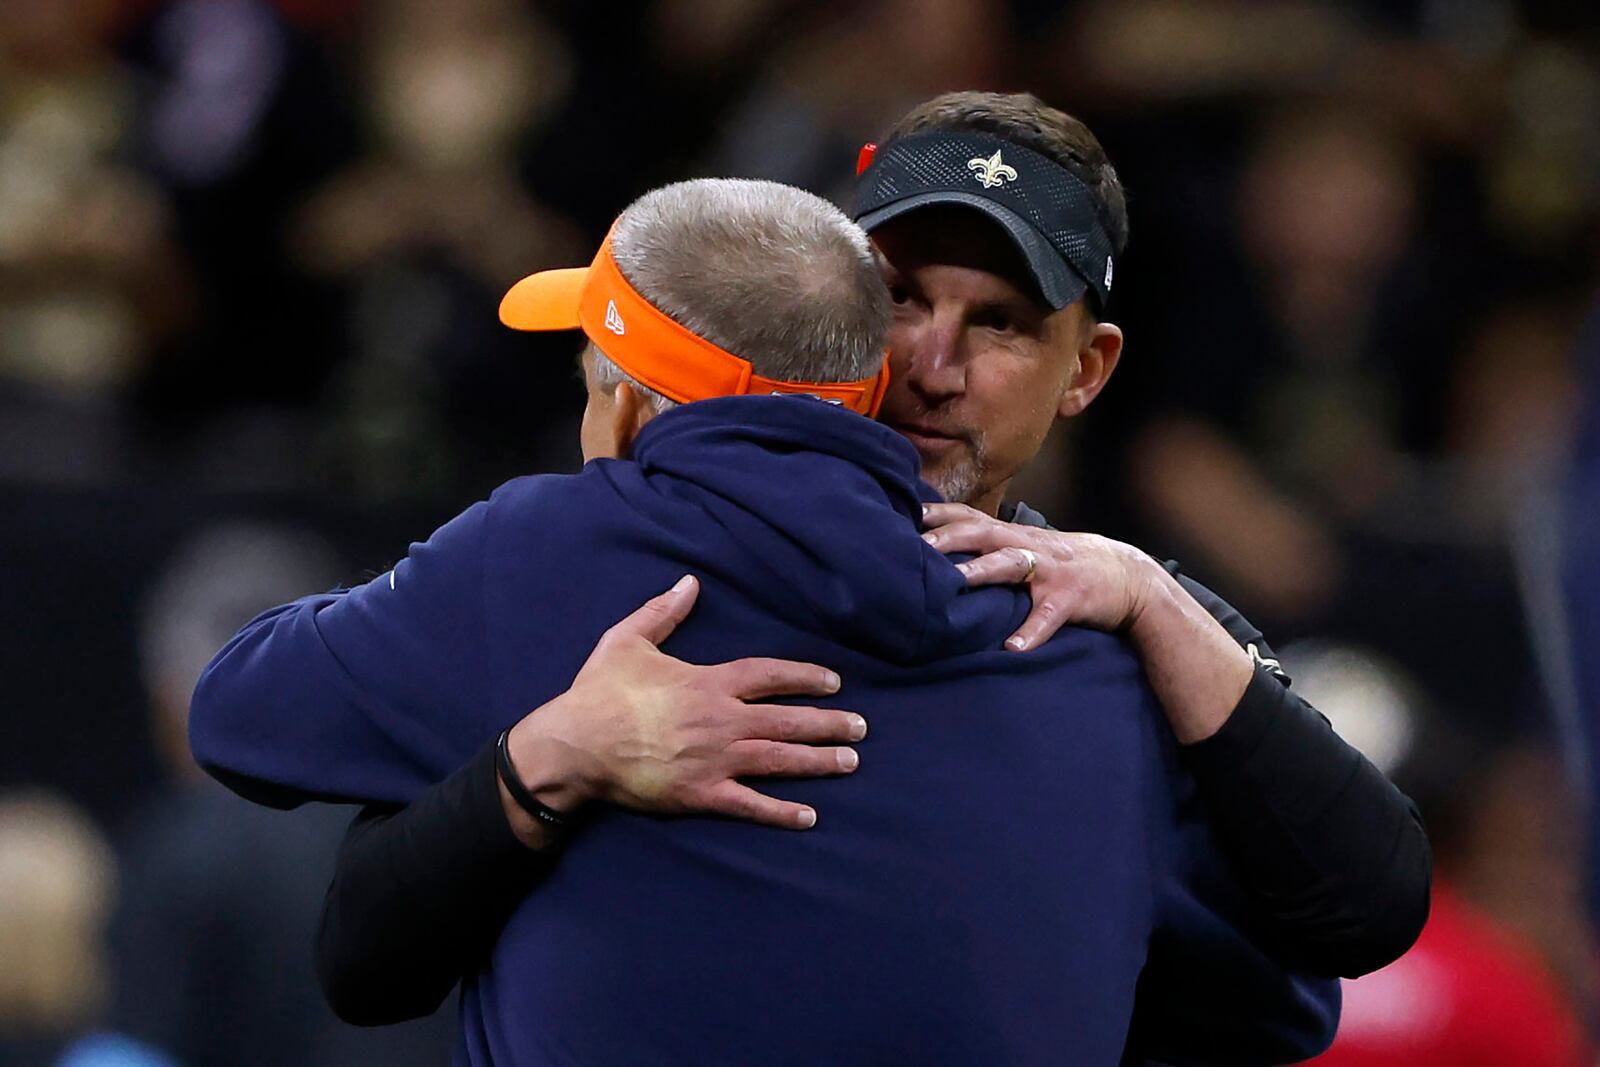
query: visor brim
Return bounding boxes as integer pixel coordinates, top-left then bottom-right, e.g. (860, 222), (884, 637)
(499, 267), (590, 331)
(856, 191), (1088, 311)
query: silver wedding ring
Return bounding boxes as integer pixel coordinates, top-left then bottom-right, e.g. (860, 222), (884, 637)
(1018, 548), (1038, 582)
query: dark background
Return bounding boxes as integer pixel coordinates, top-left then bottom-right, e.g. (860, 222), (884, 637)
(1, 1), (1596, 1064)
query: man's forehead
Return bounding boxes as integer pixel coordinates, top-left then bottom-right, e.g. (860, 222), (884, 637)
(869, 206), (1046, 306)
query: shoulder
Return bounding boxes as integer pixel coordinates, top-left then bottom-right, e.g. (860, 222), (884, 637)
(482, 464), (640, 533)
(1004, 499), (1289, 684)
(487, 468), (593, 511)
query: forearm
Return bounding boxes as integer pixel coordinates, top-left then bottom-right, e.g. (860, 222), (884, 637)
(196, 502), (496, 809)
(1130, 562), (1430, 977)
(1126, 566), (1256, 745)
(188, 594), (399, 809)
(1180, 668), (1431, 977)
(498, 701), (602, 849)
(318, 742), (556, 1024)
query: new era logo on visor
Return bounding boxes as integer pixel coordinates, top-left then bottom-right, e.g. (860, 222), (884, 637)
(967, 150), (1018, 189)
(604, 300), (626, 335)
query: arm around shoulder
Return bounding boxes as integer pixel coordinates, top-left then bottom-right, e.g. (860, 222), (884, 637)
(317, 741), (556, 1025)
(1181, 664), (1432, 977)
(188, 501), (496, 808)
(1134, 562), (1431, 977)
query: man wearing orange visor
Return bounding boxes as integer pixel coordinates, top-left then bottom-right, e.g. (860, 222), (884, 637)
(209, 92), (1427, 1062)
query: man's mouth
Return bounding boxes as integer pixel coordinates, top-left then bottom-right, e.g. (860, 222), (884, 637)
(890, 420), (965, 449)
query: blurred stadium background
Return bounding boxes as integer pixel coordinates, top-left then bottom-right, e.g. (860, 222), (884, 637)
(0, 0), (1596, 1064)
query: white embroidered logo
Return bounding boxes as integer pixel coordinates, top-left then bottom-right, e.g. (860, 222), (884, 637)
(604, 300), (626, 335)
(1104, 256), (1114, 292)
(770, 392), (844, 405)
(967, 150), (1018, 189)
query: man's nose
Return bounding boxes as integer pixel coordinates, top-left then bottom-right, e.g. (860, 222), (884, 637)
(897, 320), (966, 401)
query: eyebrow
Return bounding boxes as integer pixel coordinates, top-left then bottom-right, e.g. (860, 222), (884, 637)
(976, 295), (1046, 325)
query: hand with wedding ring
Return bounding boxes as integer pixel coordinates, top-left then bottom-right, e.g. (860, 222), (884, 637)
(1016, 548), (1038, 582)
(920, 503), (1164, 652)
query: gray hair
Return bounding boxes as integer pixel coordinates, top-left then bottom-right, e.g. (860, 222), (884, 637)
(592, 178), (890, 413)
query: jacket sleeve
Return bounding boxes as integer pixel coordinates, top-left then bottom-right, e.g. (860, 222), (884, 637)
(1181, 664), (1432, 978)
(317, 742), (555, 1025)
(1016, 506), (1430, 978)
(188, 501), (494, 808)
(1124, 735), (1342, 1067)
(1162, 566), (1431, 979)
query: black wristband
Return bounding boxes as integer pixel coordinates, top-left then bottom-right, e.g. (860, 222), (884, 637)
(494, 729), (571, 835)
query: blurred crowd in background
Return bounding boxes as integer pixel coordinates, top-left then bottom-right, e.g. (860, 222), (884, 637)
(1, 0), (1598, 1064)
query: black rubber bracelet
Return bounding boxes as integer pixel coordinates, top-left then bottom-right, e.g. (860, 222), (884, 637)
(495, 729), (570, 834)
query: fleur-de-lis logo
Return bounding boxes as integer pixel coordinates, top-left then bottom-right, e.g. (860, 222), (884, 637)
(967, 150), (1018, 189)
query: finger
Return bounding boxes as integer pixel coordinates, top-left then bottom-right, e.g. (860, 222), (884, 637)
(955, 546), (1039, 588)
(713, 657), (842, 701)
(741, 704), (868, 743)
(1006, 597), (1067, 653)
(922, 519), (1016, 555)
(920, 502), (985, 530)
(702, 780), (819, 830)
(604, 574), (700, 646)
(725, 740), (860, 779)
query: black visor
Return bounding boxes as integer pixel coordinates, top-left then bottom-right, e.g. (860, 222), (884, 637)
(852, 131), (1116, 312)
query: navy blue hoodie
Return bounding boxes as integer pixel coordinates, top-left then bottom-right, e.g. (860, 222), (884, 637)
(191, 396), (1337, 1066)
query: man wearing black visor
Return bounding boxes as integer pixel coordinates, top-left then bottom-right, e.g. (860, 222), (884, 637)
(254, 93), (1428, 1059)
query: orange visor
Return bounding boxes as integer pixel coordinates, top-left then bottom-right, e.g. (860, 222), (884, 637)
(498, 237), (891, 417)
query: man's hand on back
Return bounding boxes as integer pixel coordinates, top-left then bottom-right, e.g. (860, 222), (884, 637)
(921, 503), (1163, 650)
(921, 503), (1253, 744)
(500, 575), (867, 848)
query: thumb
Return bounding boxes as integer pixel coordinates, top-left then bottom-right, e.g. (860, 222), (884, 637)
(607, 574), (700, 646)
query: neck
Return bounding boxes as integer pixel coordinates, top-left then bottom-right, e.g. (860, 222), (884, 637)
(968, 481), (1009, 518)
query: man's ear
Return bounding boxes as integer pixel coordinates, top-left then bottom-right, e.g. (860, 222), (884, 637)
(1058, 321), (1124, 419)
(609, 380), (657, 458)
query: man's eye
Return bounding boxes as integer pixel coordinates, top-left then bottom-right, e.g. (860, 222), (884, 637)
(888, 284), (910, 305)
(974, 310), (1015, 333)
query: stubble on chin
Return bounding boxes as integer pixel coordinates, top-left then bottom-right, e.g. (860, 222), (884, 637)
(921, 439), (987, 506)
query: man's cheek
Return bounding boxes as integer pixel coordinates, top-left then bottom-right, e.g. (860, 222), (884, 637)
(879, 371), (915, 413)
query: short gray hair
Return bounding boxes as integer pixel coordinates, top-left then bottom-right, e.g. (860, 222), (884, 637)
(592, 178), (890, 413)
